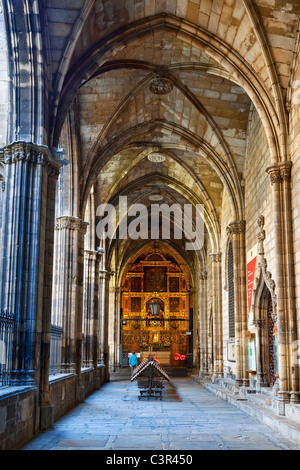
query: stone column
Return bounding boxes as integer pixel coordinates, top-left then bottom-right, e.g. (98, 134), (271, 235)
(82, 249), (102, 369)
(98, 270), (106, 366)
(209, 252), (223, 378)
(0, 141), (61, 428)
(266, 161), (299, 411)
(227, 221), (248, 386)
(54, 216), (88, 399)
(108, 278), (118, 372)
(113, 285), (121, 372)
(198, 271), (209, 376)
(99, 269), (112, 381)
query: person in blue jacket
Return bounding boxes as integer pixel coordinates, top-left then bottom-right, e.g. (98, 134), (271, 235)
(129, 351), (138, 376)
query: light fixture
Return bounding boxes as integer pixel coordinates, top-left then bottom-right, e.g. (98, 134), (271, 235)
(150, 241), (161, 316)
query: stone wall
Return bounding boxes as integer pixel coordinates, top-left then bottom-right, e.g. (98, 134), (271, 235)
(0, 387), (37, 451)
(244, 106), (275, 295)
(0, 366), (106, 450)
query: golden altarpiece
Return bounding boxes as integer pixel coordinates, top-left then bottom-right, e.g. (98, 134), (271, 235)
(120, 247), (191, 368)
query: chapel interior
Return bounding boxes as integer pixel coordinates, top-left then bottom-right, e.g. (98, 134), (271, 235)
(0, 0), (300, 450)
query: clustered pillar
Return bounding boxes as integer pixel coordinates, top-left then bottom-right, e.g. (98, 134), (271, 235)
(227, 221), (248, 387)
(53, 216), (88, 400)
(198, 270), (209, 376)
(209, 252), (223, 379)
(83, 249), (102, 370)
(0, 141), (61, 428)
(266, 162), (300, 412)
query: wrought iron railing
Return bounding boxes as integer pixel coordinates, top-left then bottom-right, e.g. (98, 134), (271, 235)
(0, 310), (15, 388)
(49, 324), (62, 375)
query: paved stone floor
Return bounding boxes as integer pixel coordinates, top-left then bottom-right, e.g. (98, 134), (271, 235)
(22, 378), (299, 451)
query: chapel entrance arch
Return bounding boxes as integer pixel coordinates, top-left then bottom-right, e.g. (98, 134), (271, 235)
(119, 243), (192, 370)
(255, 284), (279, 388)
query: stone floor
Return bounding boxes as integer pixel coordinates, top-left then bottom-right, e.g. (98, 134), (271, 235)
(22, 378), (299, 451)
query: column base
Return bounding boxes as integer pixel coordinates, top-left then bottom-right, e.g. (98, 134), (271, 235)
(40, 404), (54, 430)
(276, 391), (290, 416)
(235, 378), (243, 387)
(290, 391), (300, 404)
(198, 368), (209, 378)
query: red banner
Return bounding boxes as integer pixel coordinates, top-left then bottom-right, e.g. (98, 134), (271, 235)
(247, 255), (257, 311)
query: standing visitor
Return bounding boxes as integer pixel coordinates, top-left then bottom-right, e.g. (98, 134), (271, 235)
(129, 351), (138, 376)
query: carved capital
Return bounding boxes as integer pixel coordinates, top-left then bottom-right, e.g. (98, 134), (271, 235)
(266, 161), (292, 185)
(227, 220), (246, 235)
(3, 141), (62, 179)
(55, 216), (88, 234)
(84, 249), (103, 261)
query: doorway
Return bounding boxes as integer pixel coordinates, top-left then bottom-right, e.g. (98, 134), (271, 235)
(119, 244), (191, 368)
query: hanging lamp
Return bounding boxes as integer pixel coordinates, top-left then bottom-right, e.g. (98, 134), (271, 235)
(150, 241), (160, 316)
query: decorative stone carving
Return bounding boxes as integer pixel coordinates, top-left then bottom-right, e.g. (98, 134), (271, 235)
(226, 220), (246, 236)
(149, 76), (173, 95)
(148, 153), (166, 162)
(209, 252), (222, 263)
(55, 216), (88, 234)
(251, 215), (277, 322)
(3, 141), (62, 179)
(257, 215), (266, 255)
(84, 249), (103, 261)
(266, 161), (292, 185)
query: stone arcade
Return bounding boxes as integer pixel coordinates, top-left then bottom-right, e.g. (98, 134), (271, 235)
(0, 0), (300, 450)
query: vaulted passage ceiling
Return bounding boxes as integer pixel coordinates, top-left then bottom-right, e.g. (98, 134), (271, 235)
(41, 0), (300, 259)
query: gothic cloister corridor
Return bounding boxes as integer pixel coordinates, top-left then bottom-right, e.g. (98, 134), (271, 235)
(21, 377), (298, 451)
(1, 0), (300, 452)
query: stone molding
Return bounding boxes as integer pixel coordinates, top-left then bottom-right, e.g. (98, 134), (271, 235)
(3, 141), (62, 179)
(55, 216), (88, 234)
(266, 161), (292, 185)
(251, 215), (277, 322)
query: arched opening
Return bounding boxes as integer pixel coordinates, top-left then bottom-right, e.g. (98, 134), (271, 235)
(119, 242), (192, 372)
(255, 282), (279, 388)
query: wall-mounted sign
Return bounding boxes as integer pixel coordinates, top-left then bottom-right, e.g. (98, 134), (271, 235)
(247, 245), (257, 312)
(227, 341), (235, 362)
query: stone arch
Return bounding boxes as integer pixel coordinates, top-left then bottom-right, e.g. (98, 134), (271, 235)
(252, 271), (278, 387)
(97, 171), (219, 258)
(82, 119), (242, 223)
(52, 13), (287, 165)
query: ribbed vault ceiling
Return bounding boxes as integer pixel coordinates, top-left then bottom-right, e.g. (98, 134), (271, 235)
(43, 0), (300, 257)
